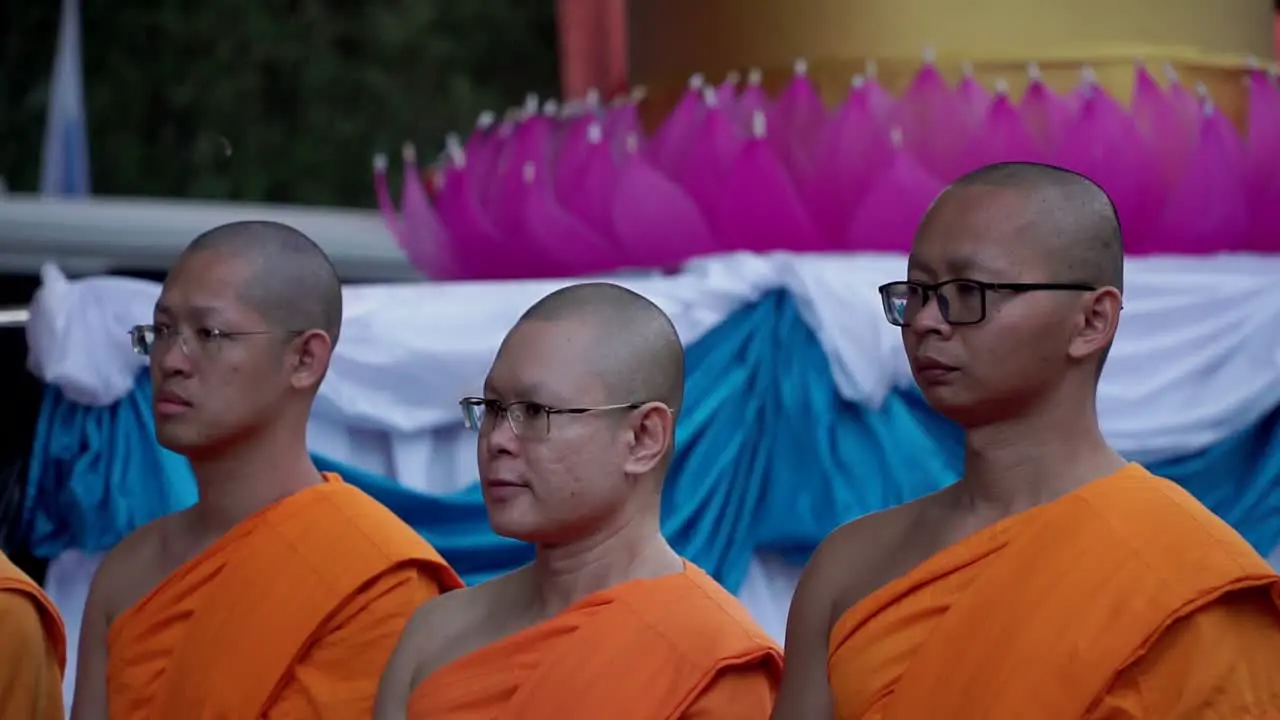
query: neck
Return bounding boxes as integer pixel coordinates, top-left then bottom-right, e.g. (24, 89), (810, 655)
(957, 380), (1127, 516)
(529, 493), (680, 619)
(186, 419), (321, 537)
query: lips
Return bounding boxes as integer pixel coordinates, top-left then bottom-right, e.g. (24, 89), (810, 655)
(154, 389), (192, 414)
(483, 478), (527, 490)
(481, 477), (530, 501)
(913, 356), (958, 382)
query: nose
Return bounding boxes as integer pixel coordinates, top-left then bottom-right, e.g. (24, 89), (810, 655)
(907, 292), (953, 338)
(153, 334), (193, 377)
(481, 409), (521, 457)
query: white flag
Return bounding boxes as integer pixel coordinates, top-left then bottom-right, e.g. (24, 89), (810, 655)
(39, 0), (91, 197)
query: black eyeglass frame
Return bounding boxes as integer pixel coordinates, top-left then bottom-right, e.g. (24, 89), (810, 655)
(459, 396), (646, 438)
(877, 279), (1098, 327)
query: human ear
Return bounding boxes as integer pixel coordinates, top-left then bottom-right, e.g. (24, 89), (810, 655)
(1068, 287), (1122, 363)
(621, 402), (675, 475)
(288, 330), (333, 391)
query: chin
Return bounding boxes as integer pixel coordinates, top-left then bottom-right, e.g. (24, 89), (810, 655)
(487, 517), (542, 543)
(487, 507), (566, 544)
(155, 422), (231, 460)
(154, 424), (198, 455)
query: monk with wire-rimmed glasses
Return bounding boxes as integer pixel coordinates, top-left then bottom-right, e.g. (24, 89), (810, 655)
(376, 281), (782, 720)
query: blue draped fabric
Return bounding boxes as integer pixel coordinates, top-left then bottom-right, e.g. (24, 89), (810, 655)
(23, 291), (1280, 589)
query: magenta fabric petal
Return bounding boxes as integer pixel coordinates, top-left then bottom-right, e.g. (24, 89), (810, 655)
(804, 77), (894, 243)
(677, 90), (746, 235)
(1244, 74), (1280, 214)
(843, 130), (945, 252)
(964, 88), (1043, 171)
(767, 60), (829, 185)
(860, 63), (896, 123)
(1131, 65), (1195, 193)
(1019, 70), (1074, 154)
(733, 70), (771, 131)
(714, 111), (821, 252)
(398, 146), (455, 278)
(462, 117), (501, 202)
(518, 162), (618, 276)
(647, 76), (708, 178)
(889, 62), (971, 181)
(716, 72), (741, 108)
(613, 149), (717, 270)
(954, 69), (993, 130)
(604, 99), (642, 155)
(434, 145), (511, 280)
(555, 118), (602, 207)
(1155, 104), (1250, 253)
(558, 125), (622, 242)
(1053, 85), (1162, 253)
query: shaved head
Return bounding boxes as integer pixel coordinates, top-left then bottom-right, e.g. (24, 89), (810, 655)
(949, 162), (1124, 294)
(517, 282), (684, 414)
(183, 221), (343, 346)
(479, 282), (685, 540)
(902, 162), (1127, 428)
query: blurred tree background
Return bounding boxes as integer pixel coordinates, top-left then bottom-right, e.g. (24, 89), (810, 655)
(0, 0), (560, 206)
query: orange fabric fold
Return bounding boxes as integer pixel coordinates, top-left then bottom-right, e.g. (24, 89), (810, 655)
(107, 474), (463, 719)
(828, 463), (1280, 719)
(407, 562), (782, 719)
(0, 551), (66, 720)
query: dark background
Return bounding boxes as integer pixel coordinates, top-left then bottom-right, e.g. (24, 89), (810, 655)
(1, 1), (561, 206)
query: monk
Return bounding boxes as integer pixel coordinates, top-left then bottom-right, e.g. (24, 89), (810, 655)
(1, 550), (66, 719)
(772, 162), (1280, 720)
(70, 221), (463, 720)
(374, 282), (783, 719)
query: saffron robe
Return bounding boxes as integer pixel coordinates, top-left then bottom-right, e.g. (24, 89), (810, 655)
(407, 562), (782, 719)
(827, 463), (1280, 719)
(0, 551), (66, 720)
(107, 474), (463, 719)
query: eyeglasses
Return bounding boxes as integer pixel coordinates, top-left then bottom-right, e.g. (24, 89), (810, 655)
(130, 324), (300, 358)
(459, 397), (645, 440)
(878, 279), (1098, 327)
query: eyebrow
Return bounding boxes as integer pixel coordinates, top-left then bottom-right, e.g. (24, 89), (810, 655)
(483, 380), (560, 405)
(152, 303), (228, 322)
(907, 256), (1004, 279)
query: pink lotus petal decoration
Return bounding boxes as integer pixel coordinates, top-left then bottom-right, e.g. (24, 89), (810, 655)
(377, 58), (1280, 280)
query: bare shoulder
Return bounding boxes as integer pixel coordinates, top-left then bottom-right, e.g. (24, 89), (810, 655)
(773, 499), (925, 718)
(402, 575), (510, 688)
(802, 496), (929, 630)
(90, 513), (175, 623)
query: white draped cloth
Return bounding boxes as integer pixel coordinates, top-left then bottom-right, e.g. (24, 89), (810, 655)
(26, 252), (1280, 706)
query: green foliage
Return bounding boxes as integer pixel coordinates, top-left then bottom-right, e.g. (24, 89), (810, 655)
(0, 0), (560, 206)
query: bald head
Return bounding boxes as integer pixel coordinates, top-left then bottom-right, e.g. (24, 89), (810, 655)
(518, 282), (684, 414)
(183, 221), (343, 346)
(948, 162), (1124, 293)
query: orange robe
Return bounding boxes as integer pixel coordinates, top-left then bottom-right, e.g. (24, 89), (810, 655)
(107, 473), (464, 719)
(0, 551), (66, 720)
(827, 463), (1280, 719)
(407, 562), (783, 719)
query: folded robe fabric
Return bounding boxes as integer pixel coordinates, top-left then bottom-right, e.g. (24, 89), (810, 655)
(0, 550), (66, 720)
(408, 562), (783, 719)
(827, 463), (1280, 719)
(106, 474), (464, 719)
